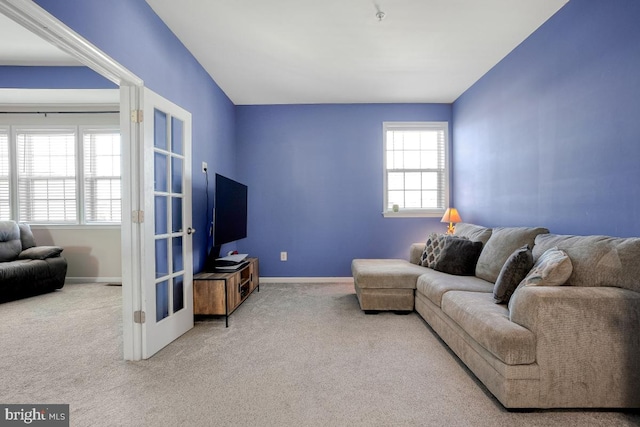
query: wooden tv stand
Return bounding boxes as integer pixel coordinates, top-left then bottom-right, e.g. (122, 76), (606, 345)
(193, 257), (259, 327)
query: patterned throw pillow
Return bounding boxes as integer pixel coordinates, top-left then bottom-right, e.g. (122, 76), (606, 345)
(420, 234), (447, 268)
(493, 245), (533, 304)
(420, 233), (468, 268)
(519, 247), (573, 287)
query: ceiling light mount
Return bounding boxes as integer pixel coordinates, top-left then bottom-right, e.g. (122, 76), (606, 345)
(373, 2), (386, 22)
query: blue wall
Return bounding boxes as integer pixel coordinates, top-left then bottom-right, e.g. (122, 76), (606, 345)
(236, 104), (452, 276)
(452, 0), (640, 237)
(25, 0), (640, 278)
(33, 0), (237, 271)
(0, 66), (116, 88)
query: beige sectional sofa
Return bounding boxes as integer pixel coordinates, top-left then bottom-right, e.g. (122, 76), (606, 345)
(351, 223), (640, 409)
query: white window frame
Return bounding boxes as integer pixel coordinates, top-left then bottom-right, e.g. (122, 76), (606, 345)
(0, 126), (10, 221)
(0, 113), (120, 226)
(382, 121), (450, 218)
(80, 125), (122, 224)
(14, 125), (79, 224)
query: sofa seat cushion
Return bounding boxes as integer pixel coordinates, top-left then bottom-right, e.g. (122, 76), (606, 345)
(416, 268), (493, 307)
(352, 259), (427, 289)
(0, 259), (53, 280)
(441, 291), (537, 365)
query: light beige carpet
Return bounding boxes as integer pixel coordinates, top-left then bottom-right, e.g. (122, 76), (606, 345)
(0, 282), (638, 426)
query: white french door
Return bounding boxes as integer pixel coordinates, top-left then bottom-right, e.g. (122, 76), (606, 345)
(141, 88), (194, 358)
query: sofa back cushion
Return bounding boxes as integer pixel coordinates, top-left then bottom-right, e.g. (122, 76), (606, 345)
(453, 222), (492, 246)
(18, 223), (37, 250)
(0, 221), (22, 262)
(533, 234), (640, 293)
(476, 226), (549, 283)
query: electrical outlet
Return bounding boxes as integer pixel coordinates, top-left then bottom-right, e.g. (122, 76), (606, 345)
(280, 251), (287, 261)
(202, 161), (208, 173)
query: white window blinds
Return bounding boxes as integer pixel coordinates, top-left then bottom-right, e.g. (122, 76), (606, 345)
(0, 130), (9, 220)
(17, 129), (77, 223)
(83, 129), (121, 223)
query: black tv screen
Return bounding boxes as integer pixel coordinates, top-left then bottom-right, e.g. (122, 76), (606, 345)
(213, 174), (248, 247)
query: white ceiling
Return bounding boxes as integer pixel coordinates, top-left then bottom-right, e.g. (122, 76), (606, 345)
(0, 13), (80, 66)
(145, 0), (569, 105)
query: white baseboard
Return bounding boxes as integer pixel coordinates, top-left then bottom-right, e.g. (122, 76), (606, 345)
(258, 277), (353, 284)
(65, 277), (122, 284)
(66, 276), (352, 285)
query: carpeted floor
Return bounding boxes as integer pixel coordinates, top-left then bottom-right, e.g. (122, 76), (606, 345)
(0, 282), (638, 426)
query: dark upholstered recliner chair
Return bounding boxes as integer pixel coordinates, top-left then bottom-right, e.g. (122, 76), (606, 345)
(0, 220), (67, 302)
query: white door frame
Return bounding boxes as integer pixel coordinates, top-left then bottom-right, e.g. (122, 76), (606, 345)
(0, 0), (146, 360)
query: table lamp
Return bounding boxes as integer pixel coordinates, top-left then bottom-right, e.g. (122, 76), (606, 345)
(441, 208), (462, 235)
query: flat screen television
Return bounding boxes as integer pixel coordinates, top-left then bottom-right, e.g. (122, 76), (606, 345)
(209, 173), (248, 262)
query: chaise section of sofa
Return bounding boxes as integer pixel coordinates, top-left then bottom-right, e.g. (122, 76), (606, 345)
(351, 258), (427, 311)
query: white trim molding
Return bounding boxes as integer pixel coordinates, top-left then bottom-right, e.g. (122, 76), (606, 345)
(259, 277), (353, 284)
(0, 0), (142, 87)
(65, 277), (122, 285)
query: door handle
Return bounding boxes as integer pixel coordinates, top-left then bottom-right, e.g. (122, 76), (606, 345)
(187, 227), (196, 235)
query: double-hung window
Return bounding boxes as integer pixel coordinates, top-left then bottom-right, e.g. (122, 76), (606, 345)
(82, 128), (121, 223)
(17, 128), (78, 223)
(0, 128), (9, 220)
(2, 117), (121, 225)
(383, 122), (449, 217)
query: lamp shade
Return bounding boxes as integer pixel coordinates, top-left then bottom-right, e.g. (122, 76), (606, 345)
(440, 208), (462, 224)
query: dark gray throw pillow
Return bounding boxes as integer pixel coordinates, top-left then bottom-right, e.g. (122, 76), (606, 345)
(493, 245), (533, 304)
(433, 239), (483, 276)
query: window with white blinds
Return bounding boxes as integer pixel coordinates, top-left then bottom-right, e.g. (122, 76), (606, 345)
(17, 129), (78, 223)
(0, 129), (9, 221)
(383, 122), (449, 217)
(2, 121), (120, 225)
(83, 129), (121, 223)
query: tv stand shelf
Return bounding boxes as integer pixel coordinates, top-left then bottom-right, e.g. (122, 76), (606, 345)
(193, 257), (259, 327)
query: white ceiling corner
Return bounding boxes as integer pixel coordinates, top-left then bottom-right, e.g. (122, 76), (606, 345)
(0, 12), (80, 66)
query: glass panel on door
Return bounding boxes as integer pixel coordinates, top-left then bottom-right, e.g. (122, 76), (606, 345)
(153, 109), (186, 322)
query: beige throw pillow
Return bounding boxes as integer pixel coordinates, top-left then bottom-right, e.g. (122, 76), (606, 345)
(519, 247), (573, 287)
